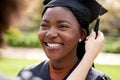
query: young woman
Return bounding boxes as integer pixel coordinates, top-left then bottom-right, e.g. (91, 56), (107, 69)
(18, 0), (110, 80)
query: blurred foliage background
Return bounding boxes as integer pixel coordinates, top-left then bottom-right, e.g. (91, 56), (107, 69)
(3, 0), (120, 53)
(0, 0), (120, 79)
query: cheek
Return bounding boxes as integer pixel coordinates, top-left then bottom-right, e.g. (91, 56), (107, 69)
(66, 36), (79, 45)
(63, 30), (80, 45)
(38, 30), (45, 42)
(69, 30), (80, 41)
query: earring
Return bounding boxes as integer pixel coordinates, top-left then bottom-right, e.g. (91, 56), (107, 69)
(79, 39), (82, 42)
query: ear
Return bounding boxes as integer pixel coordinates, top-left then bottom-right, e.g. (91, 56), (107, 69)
(79, 28), (87, 41)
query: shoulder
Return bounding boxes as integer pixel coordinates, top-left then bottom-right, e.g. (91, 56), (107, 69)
(17, 60), (50, 80)
(23, 60), (49, 71)
(18, 60), (49, 76)
(86, 67), (111, 80)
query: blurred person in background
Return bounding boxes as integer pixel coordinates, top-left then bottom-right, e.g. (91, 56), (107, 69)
(0, 0), (39, 80)
(0, 0), (36, 47)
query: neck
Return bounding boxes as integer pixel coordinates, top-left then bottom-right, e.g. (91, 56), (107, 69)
(49, 56), (78, 69)
(49, 57), (78, 80)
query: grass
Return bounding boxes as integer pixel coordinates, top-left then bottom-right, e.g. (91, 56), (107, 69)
(0, 58), (120, 79)
(0, 58), (40, 77)
(95, 64), (120, 80)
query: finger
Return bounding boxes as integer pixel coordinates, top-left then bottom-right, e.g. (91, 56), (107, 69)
(86, 36), (90, 40)
(89, 30), (96, 39)
(96, 31), (104, 40)
(95, 31), (105, 46)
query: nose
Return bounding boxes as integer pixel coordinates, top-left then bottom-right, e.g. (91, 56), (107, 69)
(45, 27), (58, 39)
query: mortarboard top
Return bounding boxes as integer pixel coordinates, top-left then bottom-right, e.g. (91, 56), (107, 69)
(43, 0), (108, 29)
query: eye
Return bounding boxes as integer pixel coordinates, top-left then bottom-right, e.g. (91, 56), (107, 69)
(40, 23), (47, 28)
(40, 23), (49, 30)
(40, 24), (49, 30)
(58, 25), (69, 29)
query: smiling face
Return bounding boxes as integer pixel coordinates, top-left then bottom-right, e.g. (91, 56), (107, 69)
(38, 7), (85, 61)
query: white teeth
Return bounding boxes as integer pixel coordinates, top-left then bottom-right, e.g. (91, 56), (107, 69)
(47, 43), (62, 48)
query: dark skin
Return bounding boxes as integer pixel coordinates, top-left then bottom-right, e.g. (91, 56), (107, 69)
(38, 7), (86, 80)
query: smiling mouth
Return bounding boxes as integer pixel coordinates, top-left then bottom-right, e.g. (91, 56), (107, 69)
(44, 42), (63, 48)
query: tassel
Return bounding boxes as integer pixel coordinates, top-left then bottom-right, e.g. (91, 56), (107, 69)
(94, 18), (100, 39)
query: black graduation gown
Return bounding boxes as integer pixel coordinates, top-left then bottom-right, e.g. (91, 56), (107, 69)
(18, 60), (111, 80)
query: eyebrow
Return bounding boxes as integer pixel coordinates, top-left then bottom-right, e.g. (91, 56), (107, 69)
(57, 20), (71, 25)
(42, 19), (49, 23)
(41, 19), (71, 25)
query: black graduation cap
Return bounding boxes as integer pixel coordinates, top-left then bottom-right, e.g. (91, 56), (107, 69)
(43, 0), (108, 36)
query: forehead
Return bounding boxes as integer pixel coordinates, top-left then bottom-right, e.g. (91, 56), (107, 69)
(46, 6), (71, 13)
(42, 6), (81, 29)
(43, 6), (76, 19)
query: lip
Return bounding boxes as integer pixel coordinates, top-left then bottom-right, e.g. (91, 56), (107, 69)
(43, 42), (64, 50)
